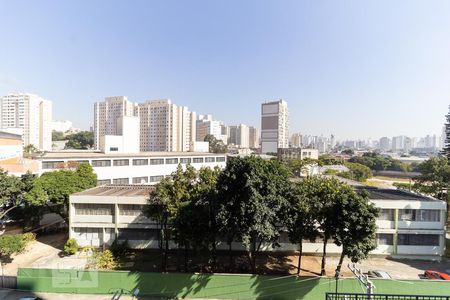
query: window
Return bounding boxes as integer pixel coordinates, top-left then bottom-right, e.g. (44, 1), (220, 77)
(398, 234), (440, 246)
(180, 158), (191, 164)
(398, 209), (441, 222)
(42, 161), (64, 169)
(113, 159), (129, 166)
(216, 156), (226, 162)
(399, 209), (416, 221)
(205, 157), (215, 163)
(133, 159), (148, 166)
(119, 204), (145, 216)
(376, 233), (393, 245)
(165, 158), (178, 164)
(118, 228), (158, 240)
(113, 178), (129, 184)
(92, 160), (111, 167)
(379, 209), (394, 221)
(97, 179), (111, 186)
(109, 147), (118, 151)
(193, 157), (204, 163)
(150, 158), (164, 165)
(74, 204), (113, 215)
(73, 227), (102, 239)
(132, 177), (148, 184)
(418, 210), (440, 222)
(150, 175), (164, 182)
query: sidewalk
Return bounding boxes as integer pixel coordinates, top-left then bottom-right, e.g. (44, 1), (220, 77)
(0, 289), (152, 300)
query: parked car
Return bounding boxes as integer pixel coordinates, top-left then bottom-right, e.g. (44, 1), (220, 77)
(367, 270), (391, 279)
(424, 270), (450, 280)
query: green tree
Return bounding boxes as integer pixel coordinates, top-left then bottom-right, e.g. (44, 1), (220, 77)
(285, 158), (317, 177)
(26, 163), (97, 219)
(298, 176), (369, 276)
(171, 167), (221, 271)
(64, 131), (94, 150)
(52, 131), (65, 141)
(216, 156), (291, 273)
(204, 134), (227, 153)
(339, 162), (373, 182)
(334, 190), (379, 273)
(146, 164), (198, 271)
(64, 238), (79, 255)
(318, 155), (344, 166)
(285, 183), (318, 275)
(23, 144), (40, 158)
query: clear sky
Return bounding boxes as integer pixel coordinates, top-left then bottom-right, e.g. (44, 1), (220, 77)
(0, 0), (449, 140)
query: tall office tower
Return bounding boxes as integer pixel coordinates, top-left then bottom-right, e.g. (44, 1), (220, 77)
(392, 136), (405, 152)
(137, 99), (196, 152)
(379, 137), (391, 151)
(261, 99), (289, 153)
(94, 96), (137, 150)
(196, 114), (227, 144)
(249, 126), (260, 148)
(330, 134), (336, 149)
(228, 124), (250, 148)
(0, 93), (52, 151)
(290, 133), (301, 148)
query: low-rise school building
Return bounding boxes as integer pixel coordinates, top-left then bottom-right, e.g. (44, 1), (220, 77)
(36, 151), (227, 185)
(69, 184), (446, 259)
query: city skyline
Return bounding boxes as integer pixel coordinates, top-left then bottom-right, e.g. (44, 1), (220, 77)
(1, 1), (449, 139)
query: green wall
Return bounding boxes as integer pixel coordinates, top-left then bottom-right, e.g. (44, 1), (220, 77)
(17, 268), (450, 299)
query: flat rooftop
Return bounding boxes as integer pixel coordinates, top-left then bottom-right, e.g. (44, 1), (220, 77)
(37, 151), (224, 160)
(356, 186), (439, 202)
(73, 185), (155, 197)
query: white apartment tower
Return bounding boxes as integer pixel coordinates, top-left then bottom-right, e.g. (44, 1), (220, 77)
(228, 124), (251, 148)
(261, 99), (289, 154)
(0, 93), (52, 151)
(94, 96), (137, 150)
(137, 99), (196, 152)
(249, 126), (260, 149)
(196, 114), (227, 144)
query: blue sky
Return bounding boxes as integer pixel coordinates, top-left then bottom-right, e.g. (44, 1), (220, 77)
(0, 0), (449, 140)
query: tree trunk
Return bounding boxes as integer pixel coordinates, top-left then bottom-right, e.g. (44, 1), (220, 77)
(321, 238), (328, 276)
(249, 239), (256, 274)
(228, 242), (233, 272)
(336, 251), (345, 273)
(297, 242), (303, 275)
(211, 239), (217, 272)
(0, 205), (18, 220)
(163, 221), (169, 272)
(184, 244), (189, 272)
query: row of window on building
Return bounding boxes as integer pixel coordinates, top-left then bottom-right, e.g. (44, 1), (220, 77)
(71, 227), (441, 247)
(96, 175), (165, 185)
(379, 208), (441, 222)
(73, 204), (146, 216)
(42, 156), (226, 169)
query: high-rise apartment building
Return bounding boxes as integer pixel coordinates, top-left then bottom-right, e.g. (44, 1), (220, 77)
(137, 99), (196, 152)
(261, 99), (288, 154)
(249, 126), (260, 149)
(379, 137), (391, 151)
(228, 124), (250, 148)
(0, 93), (52, 151)
(290, 133), (301, 148)
(196, 114), (227, 144)
(94, 96), (137, 151)
(94, 97), (196, 153)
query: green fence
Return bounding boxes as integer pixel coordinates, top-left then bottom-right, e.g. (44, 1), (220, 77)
(17, 268), (450, 299)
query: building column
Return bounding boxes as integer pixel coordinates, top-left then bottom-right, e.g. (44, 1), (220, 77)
(393, 208), (399, 255)
(114, 203), (119, 238)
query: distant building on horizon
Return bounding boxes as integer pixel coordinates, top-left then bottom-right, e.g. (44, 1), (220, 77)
(261, 99), (288, 154)
(196, 114), (227, 144)
(94, 96), (196, 153)
(0, 93), (52, 151)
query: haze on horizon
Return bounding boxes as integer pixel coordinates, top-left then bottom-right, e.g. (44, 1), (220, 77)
(0, 0), (449, 140)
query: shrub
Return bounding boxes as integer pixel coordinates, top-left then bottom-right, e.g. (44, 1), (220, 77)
(64, 238), (79, 255)
(110, 239), (129, 259)
(94, 250), (117, 270)
(0, 234), (27, 257)
(22, 232), (36, 243)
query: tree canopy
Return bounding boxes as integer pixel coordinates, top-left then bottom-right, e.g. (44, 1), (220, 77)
(64, 131), (94, 150)
(204, 134), (227, 153)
